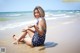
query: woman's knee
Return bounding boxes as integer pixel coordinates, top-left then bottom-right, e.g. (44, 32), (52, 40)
(26, 29), (34, 38)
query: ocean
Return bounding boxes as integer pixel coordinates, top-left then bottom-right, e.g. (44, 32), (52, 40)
(0, 10), (80, 30)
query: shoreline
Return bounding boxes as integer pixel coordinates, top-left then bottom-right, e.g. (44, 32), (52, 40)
(0, 16), (80, 53)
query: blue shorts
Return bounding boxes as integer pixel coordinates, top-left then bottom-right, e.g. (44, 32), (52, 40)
(32, 31), (45, 47)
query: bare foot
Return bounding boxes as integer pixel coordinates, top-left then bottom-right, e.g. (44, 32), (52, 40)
(13, 41), (19, 45)
(13, 35), (18, 40)
(12, 35), (19, 44)
(13, 40), (25, 44)
(12, 35), (25, 44)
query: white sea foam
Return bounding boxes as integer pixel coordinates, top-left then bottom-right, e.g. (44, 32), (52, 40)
(45, 12), (72, 18)
(0, 17), (57, 30)
(0, 13), (75, 30)
(0, 20), (37, 30)
(6, 14), (22, 17)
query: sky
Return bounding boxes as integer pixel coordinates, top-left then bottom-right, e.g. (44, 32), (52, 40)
(0, 0), (80, 12)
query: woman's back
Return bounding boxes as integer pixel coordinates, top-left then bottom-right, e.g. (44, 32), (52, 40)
(37, 17), (47, 35)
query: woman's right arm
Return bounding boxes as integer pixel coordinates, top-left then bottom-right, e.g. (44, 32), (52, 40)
(22, 25), (35, 32)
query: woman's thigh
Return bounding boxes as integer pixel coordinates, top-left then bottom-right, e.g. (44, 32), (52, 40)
(27, 29), (34, 38)
(24, 37), (32, 46)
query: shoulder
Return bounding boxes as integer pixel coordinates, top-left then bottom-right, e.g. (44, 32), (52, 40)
(39, 17), (45, 22)
(39, 17), (45, 25)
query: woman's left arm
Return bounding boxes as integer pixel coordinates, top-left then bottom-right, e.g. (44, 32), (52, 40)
(34, 20), (44, 36)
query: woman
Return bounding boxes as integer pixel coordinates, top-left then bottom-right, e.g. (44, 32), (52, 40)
(13, 6), (47, 47)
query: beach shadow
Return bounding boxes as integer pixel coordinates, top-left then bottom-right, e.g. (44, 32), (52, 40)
(39, 42), (58, 51)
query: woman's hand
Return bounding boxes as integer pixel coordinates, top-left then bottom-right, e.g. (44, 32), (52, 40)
(22, 29), (27, 32)
(22, 24), (35, 32)
(28, 24), (35, 28)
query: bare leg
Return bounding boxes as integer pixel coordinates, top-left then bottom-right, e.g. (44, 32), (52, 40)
(19, 29), (34, 46)
(18, 28), (35, 41)
(12, 31), (27, 44)
(27, 29), (34, 38)
(23, 37), (32, 46)
(12, 28), (35, 46)
(13, 35), (24, 42)
(18, 32), (27, 42)
(13, 35), (25, 44)
(22, 29), (35, 46)
(13, 29), (34, 40)
(12, 35), (19, 44)
(13, 35), (17, 40)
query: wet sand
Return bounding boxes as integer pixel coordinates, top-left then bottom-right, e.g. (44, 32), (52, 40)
(0, 17), (80, 53)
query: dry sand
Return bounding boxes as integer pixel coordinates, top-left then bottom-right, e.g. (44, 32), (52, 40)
(0, 17), (80, 53)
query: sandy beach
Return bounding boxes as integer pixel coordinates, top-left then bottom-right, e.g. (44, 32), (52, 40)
(0, 16), (80, 53)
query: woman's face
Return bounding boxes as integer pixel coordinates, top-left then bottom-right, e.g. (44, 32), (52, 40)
(34, 9), (40, 18)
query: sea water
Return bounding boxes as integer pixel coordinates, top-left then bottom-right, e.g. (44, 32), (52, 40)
(0, 10), (80, 30)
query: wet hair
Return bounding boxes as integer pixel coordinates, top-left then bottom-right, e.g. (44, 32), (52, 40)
(33, 6), (45, 17)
